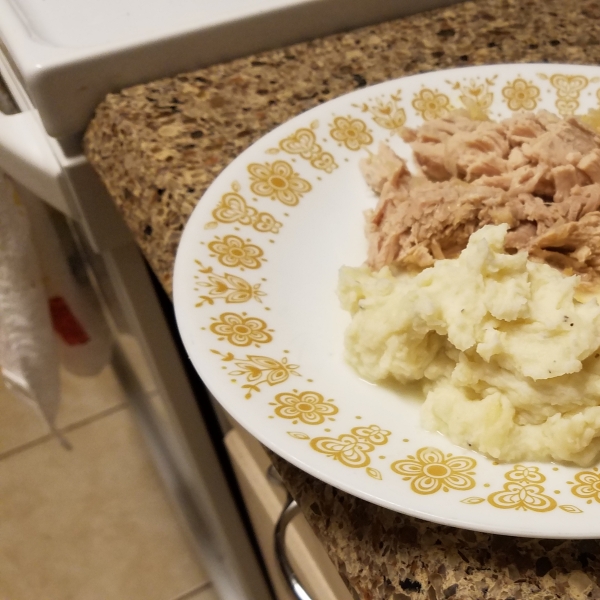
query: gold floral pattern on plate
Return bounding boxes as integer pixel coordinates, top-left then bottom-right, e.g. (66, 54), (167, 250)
(487, 465), (557, 512)
(329, 116), (373, 151)
(391, 447), (476, 495)
(412, 88), (453, 121)
(559, 505), (583, 514)
(450, 76), (496, 120)
(271, 390), (338, 425)
(354, 90), (406, 136)
(207, 234), (265, 270)
(194, 260), (265, 306)
(569, 467), (600, 504)
(461, 497), (485, 505)
(275, 122), (338, 173)
(501, 78), (541, 111)
(248, 160), (312, 206)
(538, 73), (596, 116)
(206, 183), (282, 233)
(309, 425), (391, 469)
(211, 350), (300, 398)
(209, 312), (273, 347)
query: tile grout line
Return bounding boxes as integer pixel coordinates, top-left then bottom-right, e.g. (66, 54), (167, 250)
(0, 432), (54, 463)
(0, 402), (128, 463)
(60, 402), (128, 435)
(170, 581), (214, 600)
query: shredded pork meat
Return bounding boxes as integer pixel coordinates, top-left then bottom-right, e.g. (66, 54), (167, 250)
(361, 110), (600, 285)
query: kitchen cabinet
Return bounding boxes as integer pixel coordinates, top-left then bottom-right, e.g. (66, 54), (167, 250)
(225, 423), (353, 600)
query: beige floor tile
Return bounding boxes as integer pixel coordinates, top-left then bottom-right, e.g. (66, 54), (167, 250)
(0, 407), (209, 600)
(0, 362), (128, 458)
(55, 363), (128, 429)
(184, 586), (221, 600)
(197, 587), (221, 600)
(0, 376), (49, 455)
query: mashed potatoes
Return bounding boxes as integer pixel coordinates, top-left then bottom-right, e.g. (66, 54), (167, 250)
(339, 224), (600, 466)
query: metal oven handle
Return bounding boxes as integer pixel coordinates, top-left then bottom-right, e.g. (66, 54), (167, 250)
(274, 496), (315, 600)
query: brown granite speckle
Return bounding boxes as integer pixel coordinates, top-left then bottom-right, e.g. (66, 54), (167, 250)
(84, 0), (600, 597)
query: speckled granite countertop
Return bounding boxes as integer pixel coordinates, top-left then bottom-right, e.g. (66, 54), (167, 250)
(85, 0), (600, 597)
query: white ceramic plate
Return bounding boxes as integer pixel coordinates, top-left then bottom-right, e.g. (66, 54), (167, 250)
(174, 64), (600, 538)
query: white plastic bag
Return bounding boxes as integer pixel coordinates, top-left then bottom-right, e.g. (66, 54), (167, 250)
(0, 173), (61, 426)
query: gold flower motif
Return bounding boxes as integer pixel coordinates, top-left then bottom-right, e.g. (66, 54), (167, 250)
(502, 78), (540, 111)
(312, 435), (372, 468)
(571, 469), (600, 504)
(209, 312), (273, 347)
(505, 465), (545, 484)
(452, 77), (495, 120)
(310, 425), (390, 468)
(488, 482), (557, 512)
(539, 73), (590, 116)
(272, 390), (338, 425)
(391, 447), (476, 495)
(329, 116), (373, 151)
(279, 126), (338, 173)
(253, 213), (281, 232)
(193, 261), (265, 306)
(312, 153), (337, 172)
(352, 425), (391, 445)
(280, 128), (317, 159)
(211, 350), (300, 398)
(213, 191), (255, 227)
(210, 189), (282, 233)
(355, 91), (406, 135)
(207, 235), (264, 270)
(247, 160), (312, 206)
(412, 88), (452, 121)
(487, 464), (556, 512)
